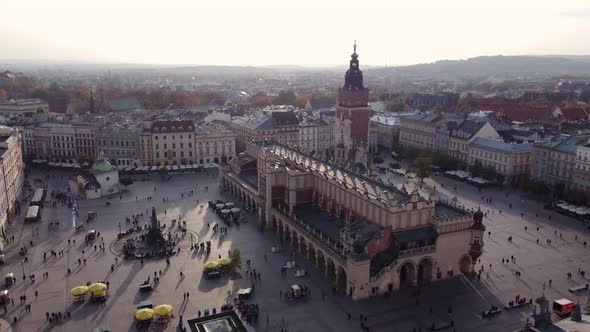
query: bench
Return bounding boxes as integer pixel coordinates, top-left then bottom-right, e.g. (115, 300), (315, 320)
(569, 284), (589, 293)
(430, 321), (454, 331)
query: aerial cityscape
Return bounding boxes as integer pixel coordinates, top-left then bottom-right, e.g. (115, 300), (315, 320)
(1, 1), (590, 332)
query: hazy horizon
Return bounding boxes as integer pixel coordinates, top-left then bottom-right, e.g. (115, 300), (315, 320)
(2, 0), (590, 67)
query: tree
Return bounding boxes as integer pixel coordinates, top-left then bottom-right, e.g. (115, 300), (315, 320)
(273, 90), (297, 105)
(469, 161), (484, 178)
(229, 249), (242, 275)
(553, 182), (566, 199)
(481, 165), (497, 181)
(387, 100), (406, 113)
(565, 189), (587, 206)
(414, 156), (432, 183)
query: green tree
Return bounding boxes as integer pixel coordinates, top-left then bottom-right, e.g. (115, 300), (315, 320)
(414, 156), (432, 183)
(481, 165), (497, 181)
(387, 100), (406, 113)
(229, 249), (242, 275)
(469, 161), (484, 178)
(553, 182), (566, 199)
(273, 90), (297, 105)
(565, 189), (587, 206)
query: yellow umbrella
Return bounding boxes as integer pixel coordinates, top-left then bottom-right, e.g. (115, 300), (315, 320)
(217, 258), (231, 266)
(154, 304), (173, 316)
(70, 286), (89, 296)
(88, 283), (107, 292)
(135, 308), (154, 321)
(92, 289), (106, 296)
(203, 261), (219, 270)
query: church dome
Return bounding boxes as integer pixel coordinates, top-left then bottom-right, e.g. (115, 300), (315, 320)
(91, 159), (114, 174)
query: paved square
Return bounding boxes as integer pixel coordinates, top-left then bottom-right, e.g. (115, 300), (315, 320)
(1, 167), (589, 332)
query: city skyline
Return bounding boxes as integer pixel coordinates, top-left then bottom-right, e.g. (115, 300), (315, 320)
(2, 0), (590, 67)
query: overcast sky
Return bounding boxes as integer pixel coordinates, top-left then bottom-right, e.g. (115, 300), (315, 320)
(2, 0), (590, 66)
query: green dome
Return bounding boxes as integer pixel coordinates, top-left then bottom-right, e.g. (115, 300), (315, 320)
(91, 160), (114, 173)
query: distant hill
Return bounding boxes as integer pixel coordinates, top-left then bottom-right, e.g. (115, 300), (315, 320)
(366, 55), (590, 80)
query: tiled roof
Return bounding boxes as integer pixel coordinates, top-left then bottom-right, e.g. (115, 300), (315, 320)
(451, 120), (485, 138)
(553, 135), (590, 154)
(471, 137), (533, 153)
(151, 120), (194, 133)
(307, 97), (336, 110)
(271, 111), (299, 126)
(499, 129), (536, 138)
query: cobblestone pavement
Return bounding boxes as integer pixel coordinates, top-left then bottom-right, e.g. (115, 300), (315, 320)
(1, 167), (588, 331)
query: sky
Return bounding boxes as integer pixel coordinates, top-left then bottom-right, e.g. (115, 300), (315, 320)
(1, 0), (590, 67)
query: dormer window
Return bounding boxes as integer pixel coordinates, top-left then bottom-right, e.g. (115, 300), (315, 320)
(171, 127), (176, 131)
(179, 127), (183, 131)
(154, 127), (159, 132)
(188, 126), (193, 130)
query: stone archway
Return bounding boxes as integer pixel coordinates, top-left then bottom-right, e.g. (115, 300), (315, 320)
(337, 266), (347, 294)
(317, 251), (326, 274)
(292, 231), (299, 250)
(277, 220), (284, 241)
(284, 225), (291, 243)
(299, 236), (307, 257)
(326, 258), (336, 284)
(417, 258), (434, 284)
(399, 261), (416, 288)
(459, 255), (473, 274)
(307, 244), (316, 266)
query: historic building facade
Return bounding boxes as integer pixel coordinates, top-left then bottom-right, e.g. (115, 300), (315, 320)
(150, 120), (195, 166)
(0, 125), (24, 247)
(220, 142), (485, 300)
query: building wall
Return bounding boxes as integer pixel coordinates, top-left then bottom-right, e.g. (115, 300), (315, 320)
(139, 133), (153, 166)
(399, 119), (436, 150)
(468, 145), (531, 180)
(73, 124), (96, 161)
(49, 124), (76, 162)
(152, 130), (195, 166)
(573, 145), (590, 192)
(97, 127), (141, 167)
(195, 132), (236, 164)
(0, 130), (24, 219)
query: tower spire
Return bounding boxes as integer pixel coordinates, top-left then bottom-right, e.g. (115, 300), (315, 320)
(353, 40), (357, 54)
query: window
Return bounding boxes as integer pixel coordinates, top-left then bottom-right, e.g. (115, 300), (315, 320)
(164, 144), (167, 149)
(156, 152), (160, 158)
(155, 144), (159, 149)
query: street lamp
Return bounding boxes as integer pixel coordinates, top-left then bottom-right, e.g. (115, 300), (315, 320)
(118, 222), (121, 235)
